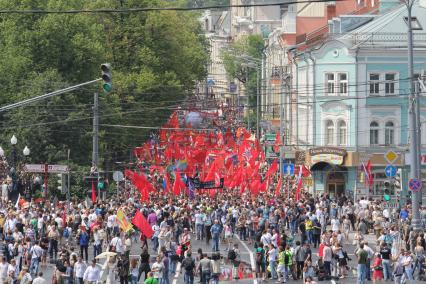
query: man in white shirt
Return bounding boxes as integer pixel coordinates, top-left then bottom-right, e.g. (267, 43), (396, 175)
(83, 260), (101, 284)
(74, 256), (86, 284)
(30, 243), (44, 276)
(32, 272), (46, 284)
(110, 235), (124, 255)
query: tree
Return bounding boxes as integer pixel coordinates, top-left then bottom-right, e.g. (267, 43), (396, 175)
(0, 0), (209, 197)
(221, 34), (264, 120)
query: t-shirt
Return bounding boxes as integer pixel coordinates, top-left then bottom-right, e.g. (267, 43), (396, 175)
(357, 249), (368, 264)
(380, 247), (391, 260)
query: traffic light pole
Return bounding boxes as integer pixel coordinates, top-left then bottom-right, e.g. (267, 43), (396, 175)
(93, 92), (100, 200)
(0, 78), (102, 113)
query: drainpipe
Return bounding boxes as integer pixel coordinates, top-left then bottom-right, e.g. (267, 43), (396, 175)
(354, 47), (359, 204)
(290, 49), (299, 146)
(303, 55), (310, 148)
(309, 52), (316, 147)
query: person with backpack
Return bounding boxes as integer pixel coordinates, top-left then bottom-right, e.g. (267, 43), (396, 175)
(181, 252), (195, 284)
(77, 228), (89, 262)
(229, 243), (240, 280)
(255, 243), (266, 282)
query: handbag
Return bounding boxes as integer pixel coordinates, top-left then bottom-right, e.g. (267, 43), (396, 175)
(374, 266), (383, 271)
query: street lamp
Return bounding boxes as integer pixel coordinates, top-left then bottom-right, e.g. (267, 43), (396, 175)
(10, 135), (17, 145)
(23, 146), (30, 157)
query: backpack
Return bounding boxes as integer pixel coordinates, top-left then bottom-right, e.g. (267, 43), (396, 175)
(228, 249), (236, 260)
(63, 228), (70, 238)
(256, 249), (263, 264)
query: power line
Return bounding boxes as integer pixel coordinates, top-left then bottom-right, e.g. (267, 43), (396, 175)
(0, 0), (340, 14)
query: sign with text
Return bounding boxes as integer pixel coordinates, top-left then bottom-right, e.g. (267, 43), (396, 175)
(24, 164), (69, 174)
(309, 147), (347, 165)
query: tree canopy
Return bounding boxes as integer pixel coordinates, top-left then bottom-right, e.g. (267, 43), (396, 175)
(0, 0), (208, 195)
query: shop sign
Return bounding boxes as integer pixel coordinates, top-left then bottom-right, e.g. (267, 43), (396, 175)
(295, 151), (306, 164)
(309, 147), (347, 165)
(421, 155), (426, 165)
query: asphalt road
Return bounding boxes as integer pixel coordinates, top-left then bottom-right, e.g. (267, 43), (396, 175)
(39, 232), (377, 283)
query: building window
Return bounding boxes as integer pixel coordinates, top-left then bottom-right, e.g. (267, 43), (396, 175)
(385, 73), (396, 95)
(326, 120), (334, 145)
(338, 73), (348, 94)
(369, 73), (380, 95)
(326, 73), (335, 95)
(337, 120), (347, 146)
(370, 121), (379, 145)
(385, 121), (395, 145)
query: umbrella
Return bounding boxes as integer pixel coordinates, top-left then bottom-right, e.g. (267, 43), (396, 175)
(95, 251), (117, 259)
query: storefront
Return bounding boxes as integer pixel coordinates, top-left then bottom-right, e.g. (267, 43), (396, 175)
(295, 147), (405, 202)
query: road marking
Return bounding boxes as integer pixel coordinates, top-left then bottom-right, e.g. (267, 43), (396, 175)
(235, 235), (257, 284)
(172, 262), (181, 284)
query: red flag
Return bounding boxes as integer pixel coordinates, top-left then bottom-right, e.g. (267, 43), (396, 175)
(132, 210), (154, 239)
(91, 181), (96, 203)
(172, 173), (186, 196)
(363, 160), (373, 187)
(273, 132), (281, 153)
(275, 176), (282, 197)
(265, 160), (278, 178)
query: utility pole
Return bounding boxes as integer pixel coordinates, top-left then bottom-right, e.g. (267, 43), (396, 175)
(256, 67), (260, 139)
(92, 92), (100, 199)
(280, 75), (285, 193)
(67, 149), (71, 202)
(406, 0), (422, 231)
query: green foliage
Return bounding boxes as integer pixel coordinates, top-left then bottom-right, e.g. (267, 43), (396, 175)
(221, 34), (264, 109)
(0, 0), (208, 197)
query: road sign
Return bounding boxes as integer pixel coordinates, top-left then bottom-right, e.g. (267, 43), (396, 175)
(229, 82), (237, 93)
(207, 78), (215, 87)
(282, 163), (295, 175)
(113, 171), (124, 182)
(409, 178), (422, 192)
(384, 165), (397, 178)
(384, 150), (398, 164)
(24, 164), (69, 173)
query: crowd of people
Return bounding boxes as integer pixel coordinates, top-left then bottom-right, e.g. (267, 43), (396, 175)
(0, 180), (423, 284)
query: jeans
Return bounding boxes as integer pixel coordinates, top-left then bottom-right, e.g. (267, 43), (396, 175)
(80, 245), (88, 261)
(269, 260), (277, 279)
(152, 236), (159, 252)
(306, 230), (313, 244)
(161, 274), (170, 284)
(196, 224), (204, 240)
(402, 267), (414, 284)
(382, 259), (392, 281)
(284, 265), (291, 282)
(131, 275), (138, 284)
(324, 261), (331, 276)
(357, 264), (367, 284)
(93, 243), (102, 258)
(366, 259), (371, 280)
(239, 227), (247, 241)
(170, 259), (177, 274)
(201, 270), (211, 284)
(75, 278), (84, 284)
(212, 237), (219, 252)
(184, 271), (194, 284)
(30, 258), (40, 276)
(290, 220), (297, 235)
(49, 239), (58, 259)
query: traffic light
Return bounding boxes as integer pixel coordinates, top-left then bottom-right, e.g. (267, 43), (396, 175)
(101, 63), (112, 92)
(97, 180), (105, 190)
(384, 181), (390, 201)
(57, 174), (67, 194)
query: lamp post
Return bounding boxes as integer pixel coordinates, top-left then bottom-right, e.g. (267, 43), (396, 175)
(10, 135), (17, 169)
(405, 0), (423, 231)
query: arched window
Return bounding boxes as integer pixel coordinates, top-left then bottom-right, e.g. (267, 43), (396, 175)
(370, 121), (379, 145)
(326, 120), (334, 145)
(338, 121), (347, 146)
(385, 121), (395, 145)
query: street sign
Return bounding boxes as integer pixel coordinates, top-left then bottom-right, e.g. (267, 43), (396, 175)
(229, 82), (237, 93)
(282, 163), (295, 175)
(384, 150), (398, 164)
(384, 165), (397, 178)
(24, 164), (69, 173)
(207, 78), (215, 87)
(409, 178), (422, 192)
(113, 171), (124, 182)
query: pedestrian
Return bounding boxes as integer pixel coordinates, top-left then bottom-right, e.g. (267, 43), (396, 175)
(255, 242), (266, 282)
(117, 254), (130, 284)
(77, 228), (89, 262)
(210, 220), (221, 252)
(198, 253), (212, 284)
(371, 252), (383, 284)
(151, 255), (164, 283)
(130, 258), (139, 284)
(138, 248), (151, 282)
(356, 242), (368, 284)
(32, 271), (46, 284)
(144, 272), (158, 284)
(379, 242), (392, 281)
(181, 252), (195, 284)
(83, 259), (101, 284)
